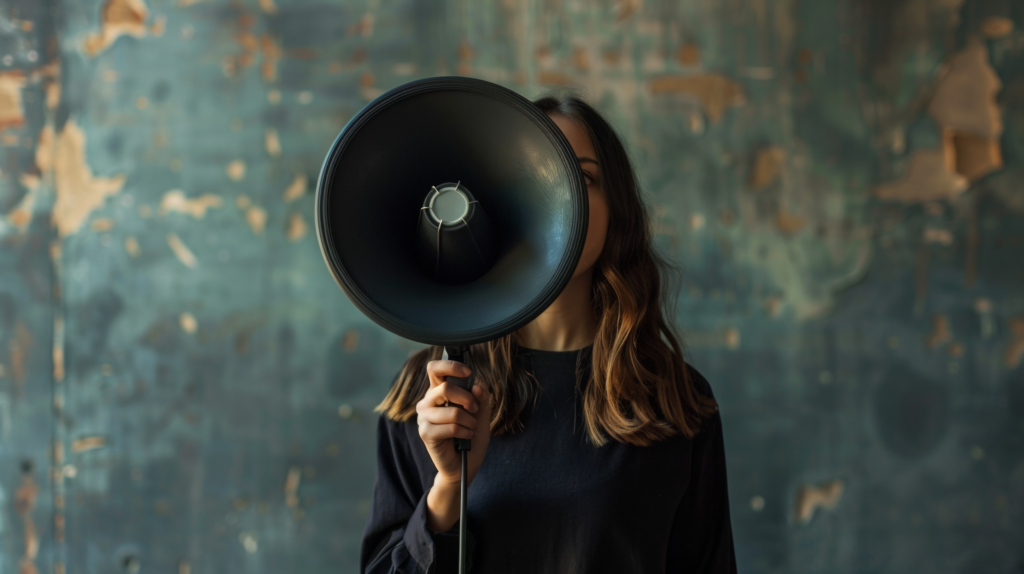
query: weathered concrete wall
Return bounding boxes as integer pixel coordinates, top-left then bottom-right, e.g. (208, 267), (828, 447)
(0, 0), (1022, 572)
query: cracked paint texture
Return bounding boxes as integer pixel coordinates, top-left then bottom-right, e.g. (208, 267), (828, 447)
(0, 0), (1022, 572)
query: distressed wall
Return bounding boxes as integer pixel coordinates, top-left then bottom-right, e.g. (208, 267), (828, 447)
(0, 0), (1022, 572)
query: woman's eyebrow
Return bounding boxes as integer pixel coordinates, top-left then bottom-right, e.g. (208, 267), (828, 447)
(578, 156), (599, 166)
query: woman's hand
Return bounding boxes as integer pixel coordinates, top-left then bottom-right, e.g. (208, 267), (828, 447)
(417, 359), (492, 532)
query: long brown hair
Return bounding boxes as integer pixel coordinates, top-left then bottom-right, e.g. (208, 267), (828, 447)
(376, 95), (718, 446)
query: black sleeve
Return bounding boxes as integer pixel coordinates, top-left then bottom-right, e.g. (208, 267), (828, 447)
(665, 372), (737, 573)
(360, 415), (474, 573)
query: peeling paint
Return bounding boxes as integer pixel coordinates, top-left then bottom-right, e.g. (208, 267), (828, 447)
(795, 479), (843, 524)
(873, 148), (967, 203)
(84, 0), (152, 56)
(775, 210), (805, 234)
(159, 190), (223, 218)
(284, 466), (301, 508)
(246, 206), (267, 235)
(226, 160), (246, 181)
(51, 121), (126, 236)
(0, 71), (27, 131)
(9, 323), (32, 394)
(648, 75), (745, 123)
(1005, 318), (1024, 369)
(71, 436), (105, 453)
(179, 312), (197, 334)
(265, 128), (282, 157)
(166, 233), (197, 268)
(124, 236), (140, 256)
(286, 212), (307, 242)
(282, 173), (306, 202)
(925, 315), (952, 348)
(261, 34), (282, 83)
(15, 469), (38, 574)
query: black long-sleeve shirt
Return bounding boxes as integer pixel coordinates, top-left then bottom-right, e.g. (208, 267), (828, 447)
(361, 345), (736, 573)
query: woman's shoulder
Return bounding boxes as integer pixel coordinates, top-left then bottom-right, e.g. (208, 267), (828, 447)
(684, 362), (716, 402)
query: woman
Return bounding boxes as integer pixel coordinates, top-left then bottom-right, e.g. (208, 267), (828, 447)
(361, 95), (736, 573)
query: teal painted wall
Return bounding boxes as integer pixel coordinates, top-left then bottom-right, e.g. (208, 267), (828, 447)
(1, 0), (1022, 571)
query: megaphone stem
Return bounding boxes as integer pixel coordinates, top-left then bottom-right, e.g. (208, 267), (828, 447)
(443, 345), (473, 574)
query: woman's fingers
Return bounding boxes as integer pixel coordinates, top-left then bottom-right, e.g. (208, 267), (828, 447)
(420, 404), (478, 430)
(419, 422), (474, 442)
(427, 359), (471, 382)
(421, 381), (477, 413)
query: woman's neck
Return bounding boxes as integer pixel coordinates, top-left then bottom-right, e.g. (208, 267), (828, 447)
(515, 267), (597, 352)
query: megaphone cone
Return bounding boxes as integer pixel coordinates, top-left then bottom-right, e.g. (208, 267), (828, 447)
(315, 76), (589, 347)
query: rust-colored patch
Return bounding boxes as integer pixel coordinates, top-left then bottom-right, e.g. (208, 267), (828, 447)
(90, 218), (113, 232)
(948, 342), (965, 357)
(873, 148), (968, 202)
(952, 130), (1002, 181)
(980, 16), (1013, 38)
(342, 329), (360, 351)
(614, 0), (641, 21)
(166, 233), (197, 268)
(226, 160), (246, 181)
(458, 40), (473, 75)
(282, 173), (306, 202)
(648, 74), (745, 123)
(794, 479), (843, 524)
(724, 328), (740, 350)
(749, 146), (784, 190)
(6, 186), (35, 231)
(258, 0), (277, 14)
(71, 436), (106, 453)
(925, 315), (952, 348)
(929, 40), (1002, 139)
(347, 14), (374, 37)
(775, 210), (805, 234)
(36, 125), (53, 172)
(83, 0), (150, 56)
(51, 121), (126, 236)
(675, 43), (699, 66)
(245, 206), (267, 235)
(150, 14), (165, 36)
(359, 71), (375, 87)
(261, 34), (282, 82)
(284, 466), (301, 507)
(797, 47), (814, 65)
(52, 315), (64, 383)
(159, 190), (222, 218)
(9, 323), (32, 394)
(124, 236), (140, 256)
(1005, 318), (1024, 368)
(15, 469), (39, 574)
(765, 296), (783, 318)
(0, 71), (26, 131)
(923, 226), (953, 245)
(602, 50), (621, 65)
(45, 79), (60, 110)
(537, 70), (575, 87)
(179, 312), (198, 334)
(572, 47), (590, 72)
(265, 128), (282, 157)
(286, 212), (307, 242)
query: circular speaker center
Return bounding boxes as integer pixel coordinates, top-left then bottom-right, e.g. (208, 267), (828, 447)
(429, 186), (470, 226)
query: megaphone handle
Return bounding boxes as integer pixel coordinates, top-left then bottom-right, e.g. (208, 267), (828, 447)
(441, 345), (472, 574)
(442, 346), (473, 453)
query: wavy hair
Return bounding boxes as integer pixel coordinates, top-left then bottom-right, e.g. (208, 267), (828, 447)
(376, 95), (718, 446)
